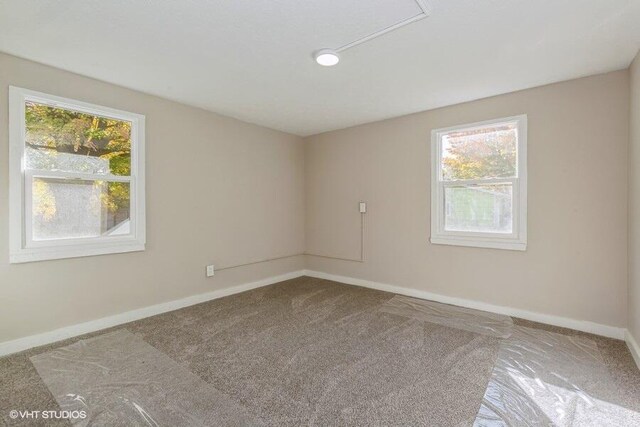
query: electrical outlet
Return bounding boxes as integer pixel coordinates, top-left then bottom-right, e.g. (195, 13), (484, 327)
(359, 202), (367, 213)
(206, 265), (215, 277)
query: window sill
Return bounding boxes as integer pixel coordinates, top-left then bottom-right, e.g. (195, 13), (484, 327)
(10, 242), (145, 264)
(430, 236), (526, 251)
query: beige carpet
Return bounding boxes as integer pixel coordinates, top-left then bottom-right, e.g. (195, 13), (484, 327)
(1, 276), (639, 426)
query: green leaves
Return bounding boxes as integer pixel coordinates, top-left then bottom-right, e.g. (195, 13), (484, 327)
(442, 125), (517, 181)
(25, 101), (132, 176)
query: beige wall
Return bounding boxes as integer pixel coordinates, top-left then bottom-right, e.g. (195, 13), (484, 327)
(629, 51), (640, 343)
(0, 53), (305, 343)
(305, 70), (629, 328)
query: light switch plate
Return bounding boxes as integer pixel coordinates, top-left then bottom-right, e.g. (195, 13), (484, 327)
(206, 265), (215, 277)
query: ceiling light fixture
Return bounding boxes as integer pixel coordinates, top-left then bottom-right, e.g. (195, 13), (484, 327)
(313, 0), (430, 66)
(314, 49), (340, 66)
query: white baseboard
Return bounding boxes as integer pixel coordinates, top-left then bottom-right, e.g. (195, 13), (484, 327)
(303, 270), (626, 340)
(4, 268), (634, 366)
(0, 270), (305, 357)
(626, 330), (640, 370)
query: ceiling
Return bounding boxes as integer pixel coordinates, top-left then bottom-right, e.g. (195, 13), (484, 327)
(1, 0), (639, 136)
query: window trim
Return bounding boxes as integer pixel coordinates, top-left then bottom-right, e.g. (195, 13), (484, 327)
(430, 115), (527, 251)
(9, 86), (146, 263)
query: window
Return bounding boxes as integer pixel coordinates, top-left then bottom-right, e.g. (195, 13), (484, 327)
(430, 115), (527, 250)
(9, 87), (145, 263)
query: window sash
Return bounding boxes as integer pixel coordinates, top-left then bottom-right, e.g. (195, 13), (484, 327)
(24, 171), (138, 249)
(437, 178), (519, 239)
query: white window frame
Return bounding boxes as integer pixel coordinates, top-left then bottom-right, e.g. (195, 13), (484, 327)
(9, 87), (146, 263)
(430, 115), (527, 251)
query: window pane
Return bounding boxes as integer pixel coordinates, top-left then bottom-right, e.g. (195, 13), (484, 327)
(25, 101), (132, 176)
(444, 184), (513, 233)
(441, 123), (517, 180)
(32, 177), (131, 241)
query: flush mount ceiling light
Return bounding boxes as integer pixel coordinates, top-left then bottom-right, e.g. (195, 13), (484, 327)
(313, 0), (430, 67)
(314, 49), (340, 66)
